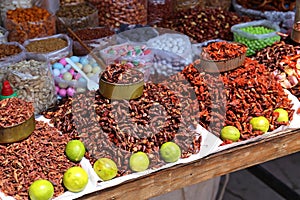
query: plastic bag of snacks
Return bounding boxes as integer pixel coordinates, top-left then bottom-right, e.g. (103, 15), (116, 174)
(117, 26), (159, 43)
(232, 0), (295, 33)
(52, 55), (103, 97)
(0, 42), (26, 68)
(69, 26), (116, 56)
(231, 20), (280, 56)
(0, 26), (8, 43)
(4, 54), (57, 114)
(56, 3), (99, 33)
(23, 34), (73, 63)
(87, 0), (147, 29)
(33, 0), (60, 14)
(0, 0), (34, 25)
(5, 6), (56, 44)
(147, 33), (193, 64)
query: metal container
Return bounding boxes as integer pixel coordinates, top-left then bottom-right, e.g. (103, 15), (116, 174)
(99, 69), (144, 100)
(0, 115), (35, 144)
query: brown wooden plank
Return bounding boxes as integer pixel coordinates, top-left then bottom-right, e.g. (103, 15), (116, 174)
(78, 129), (300, 200)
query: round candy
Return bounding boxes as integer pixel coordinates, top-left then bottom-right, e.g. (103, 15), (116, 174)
(60, 68), (68, 75)
(52, 68), (60, 77)
(76, 62), (83, 70)
(63, 72), (73, 81)
(74, 73), (81, 80)
(92, 66), (101, 74)
(91, 62), (99, 67)
(67, 87), (75, 97)
(59, 58), (67, 66)
(53, 63), (64, 70)
(58, 82), (68, 89)
(87, 73), (94, 77)
(59, 88), (67, 97)
(69, 69), (75, 76)
(64, 64), (71, 71)
(78, 77), (86, 84)
(70, 56), (80, 63)
(83, 64), (92, 73)
(80, 57), (89, 66)
(55, 86), (60, 94)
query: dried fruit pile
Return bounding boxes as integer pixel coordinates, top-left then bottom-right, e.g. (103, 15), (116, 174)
(0, 121), (76, 200)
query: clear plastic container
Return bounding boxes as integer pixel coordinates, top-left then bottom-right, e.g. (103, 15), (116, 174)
(56, 3), (99, 33)
(5, 7), (56, 44)
(69, 26), (116, 56)
(0, 42), (26, 68)
(0, 26), (8, 43)
(0, 0), (34, 26)
(5, 54), (57, 114)
(87, 0), (148, 29)
(148, 0), (174, 25)
(174, 0), (200, 11)
(23, 34), (73, 63)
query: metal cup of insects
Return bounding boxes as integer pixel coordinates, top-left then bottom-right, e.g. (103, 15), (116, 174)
(99, 66), (144, 100)
(0, 114), (35, 144)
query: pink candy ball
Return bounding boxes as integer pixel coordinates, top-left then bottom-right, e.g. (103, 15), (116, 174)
(59, 58), (67, 66)
(55, 86), (60, 94)
(59, 88), (67, 97)
(69, 69), (75, 76)
(74, 73), (81, 80)
(67, 87), (75, 97)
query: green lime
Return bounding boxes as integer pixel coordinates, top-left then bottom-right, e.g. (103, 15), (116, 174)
(220, 126), (241, 142)
(159, 142), (181, 163)
(250, 116), (270, 133)
(28, 179), (54, 200)
(274, 108), (289, 122)
(63, 166), (88, 192)
(93, 158), (118, 181)
(65, 140), (86, 162)
(129, 152), (150, 172)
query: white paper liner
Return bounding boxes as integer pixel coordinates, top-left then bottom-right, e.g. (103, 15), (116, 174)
(213, 89), (300, 153)
(0, 122), (222, 200)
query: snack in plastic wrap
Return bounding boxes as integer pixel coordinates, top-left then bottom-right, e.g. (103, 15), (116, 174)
(147, 33), (193, 64)
(4, 54), (57, 114)
(5, 6), (56, 44)
(231, 20), (280, 56)
(56, 3), (98, 33)
(23, 34), (73, 63)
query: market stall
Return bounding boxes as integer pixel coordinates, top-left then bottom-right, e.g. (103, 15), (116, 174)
(0, 0), (300, 200)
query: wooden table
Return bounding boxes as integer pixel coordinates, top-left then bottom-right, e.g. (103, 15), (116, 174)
(79, 129), (300, 200)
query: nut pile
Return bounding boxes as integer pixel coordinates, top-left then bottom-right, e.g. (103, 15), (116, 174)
(25, 38), (68, 53)
(6, 60), (57, 114)
(5, 7), (55, 43)
(101, 64), (144, 84)
(156, 7), (250, 43)
(0, 98), (34, 128)
(70, 27), (114, 41)
(181, 57), (294, 139)
(0, 43), (22, 60)
(43, 82), (201, 175)
(87, 0), (147, 28)
(201, 41), (247, 60)
(0, 121), (76, 200)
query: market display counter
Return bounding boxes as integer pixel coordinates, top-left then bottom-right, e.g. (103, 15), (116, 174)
(79, 128), (300, 200)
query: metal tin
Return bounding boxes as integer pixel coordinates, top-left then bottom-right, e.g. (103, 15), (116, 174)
(0, 115), (35, 144)
(99, 72), (144, 100)
(197, 43), (247, 73)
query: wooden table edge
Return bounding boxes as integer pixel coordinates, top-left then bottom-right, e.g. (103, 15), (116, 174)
(78, 129), (300, 200)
